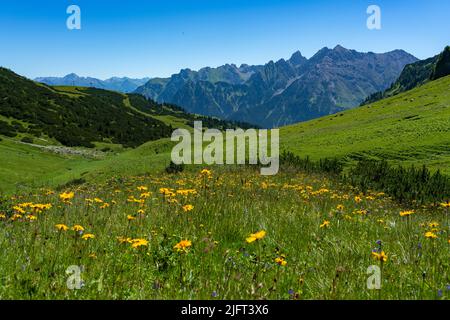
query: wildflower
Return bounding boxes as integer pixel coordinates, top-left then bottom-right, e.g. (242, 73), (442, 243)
(137, 186), (148, 192)
(59, 192), (74, 202)
(371, 251), (388, 262)
(0, 213), (6, 220)
(55, 224), (69, 231)
(275, 257), (287, 266)
(320, 220), (330, 228)
(13, 206), (26, 214)
(10, 214), (22, 221)
(354, 196), (362, 203)
(425, 231), (438, 239)
(174, 239), (192, 253)
(140, 192), (151, 199)
(182, 204), (194, 212)
(99, 203), (110, 209)
(137, 209), (145, 215)
(336, 204), (344, 211)
(246, 230), (266, 243)
(72, 225), (85, 232)
(400, 210), (414, 217)
(89, 253), (97, 259)
(131, 238), (149, 249)
(26, 215), (37, 221)
(440, 201), (450, 208)
(127, 215), (136, 221)
(117, 236), (132, 244)
(82, 233), (95, 240)
(94, 198), (103, 203)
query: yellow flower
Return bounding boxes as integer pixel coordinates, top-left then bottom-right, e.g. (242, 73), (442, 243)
(246, 230), (266, 243)
(127, 215), (136, 221)
(336, 204), (344, 211)
(131, 238), (149, 249)
(13, 206), (26, 214)
(174, 239), (192, 253)
(429, 222), (439, 228)
(440, 201), (450, 208)
(0, 213), (6, 219)
(26, 215), (37, 221)
(137, 209), (145, 215)
(99, 203), (110, 209)
(82, 233), (95, 240)
(275, 257), (287, 266)
(72, 225), (84, 232)
(137, 186), (148, 192)
(182, 204), (194, 212)
(371, 251), (388, 262)
(140, 192), (151, 199)
(117, 236), (132, 244)
(425, 231), (438, 239)
(354, 196), (362, 203)
(94, 198), (103, 203)
(400, 210), (414, 217)
(59, 192), (74, 202)
(55, 224), (69, 231)
(320, 220), (330, 228)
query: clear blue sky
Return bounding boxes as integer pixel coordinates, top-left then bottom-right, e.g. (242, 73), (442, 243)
(0, 0), (448, 79)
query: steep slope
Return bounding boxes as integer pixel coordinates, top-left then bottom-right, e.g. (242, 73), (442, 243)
(362, 46), (450, 105)
(0, 68), (253, 149)
(281, 75), (450, 174)
(35, 73), (150, 93)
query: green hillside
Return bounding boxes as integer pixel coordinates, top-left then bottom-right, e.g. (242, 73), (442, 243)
(281, 75), (450, 174)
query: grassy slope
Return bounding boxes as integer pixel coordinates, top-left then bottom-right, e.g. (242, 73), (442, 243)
(1, 76), (449, 193)
(281, 75), (450, 174)
(0, 138), (174, 193)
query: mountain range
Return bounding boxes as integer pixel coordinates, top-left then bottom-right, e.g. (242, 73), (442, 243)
(135, 45), (418, 127)
(362, 46), (450, 105)
(35, 74), (150, 93)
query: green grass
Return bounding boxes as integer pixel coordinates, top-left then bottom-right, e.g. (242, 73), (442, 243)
(281, 76), (450, 174)
(0, 167), (448, 299)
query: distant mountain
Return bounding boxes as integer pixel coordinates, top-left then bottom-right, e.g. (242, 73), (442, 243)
(135, 46), (417, 127)
(362, 46), (450, 105)
(35, 74), (150, 93)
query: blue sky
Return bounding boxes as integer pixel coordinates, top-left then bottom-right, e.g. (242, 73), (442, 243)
(0, 0), (449, 79)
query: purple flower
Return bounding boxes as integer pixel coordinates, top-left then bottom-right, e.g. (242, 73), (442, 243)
(288, 289), (294, 295)
(376, 240), (382, 246)
(438, 290), (443, 298)
(211, 291), (218, 298)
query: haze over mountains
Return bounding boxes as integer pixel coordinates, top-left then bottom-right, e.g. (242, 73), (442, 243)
(35, 46), (418, 127)
(35, 74), (150, 93)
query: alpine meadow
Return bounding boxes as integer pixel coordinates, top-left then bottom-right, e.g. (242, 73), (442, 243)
(0, 1), (449, 304)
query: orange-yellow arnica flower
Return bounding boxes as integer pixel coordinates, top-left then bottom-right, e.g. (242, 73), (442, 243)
(59, 192), (74, 202)
(55, 224), (69, 231)
(320, 220), (330, 228)
(182, 204), (194, 212)
(72, 225), (84, 232)
(371, 251), (388, 262)
(246, 230), (266, 243)
(425, 231), (438, 239)
(174, 240), (192, 252)
(131, 238), (149, 248)
(275, 257), (287, 266)
(82, 233), (95, 240)
(400, 210), (414, 217)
